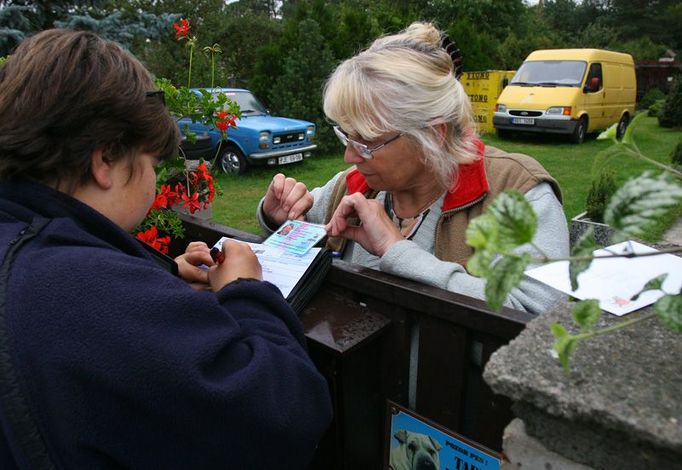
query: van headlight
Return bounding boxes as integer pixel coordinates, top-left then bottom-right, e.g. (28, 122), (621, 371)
(547, 106), (571, 116)
(306, 126), (315, 136)
(495, 104), (507, 113)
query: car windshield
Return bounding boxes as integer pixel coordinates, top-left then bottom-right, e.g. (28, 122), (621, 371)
(510, 60), (587, 87)
(213, 91), (268, 115)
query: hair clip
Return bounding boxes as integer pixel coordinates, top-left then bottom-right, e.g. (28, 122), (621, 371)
(440, 33), (464, 80)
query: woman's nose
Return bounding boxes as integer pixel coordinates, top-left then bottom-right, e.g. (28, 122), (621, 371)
(343, 145), (365, 164)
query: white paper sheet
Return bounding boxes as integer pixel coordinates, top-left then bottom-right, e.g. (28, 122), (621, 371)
(213, 237), (321, 299)
(524, 240), (682, 315)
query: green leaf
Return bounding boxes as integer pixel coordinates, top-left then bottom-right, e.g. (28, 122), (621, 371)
(622, 112), (646, 145)
(465, 214), (499, 250)
(569, 228), (596, 291)
(484, 253), (531, 311)
(597, 123), (617, 142)
(631, 274), (668, 301)
(467, 249), (495, 277)
(572, 299), (601, 332)
(486, 191), (537, 248)
(605, 172), (682, 242)
(550, 322), (568, 339)
(655, 294), (682, 333)
(554, 336), (578, 372)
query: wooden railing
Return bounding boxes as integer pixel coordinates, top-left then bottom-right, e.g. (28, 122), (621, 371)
(171, 215), (534, 469)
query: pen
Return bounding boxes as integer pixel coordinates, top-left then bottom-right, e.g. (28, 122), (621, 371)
(210, 246), (225, 265)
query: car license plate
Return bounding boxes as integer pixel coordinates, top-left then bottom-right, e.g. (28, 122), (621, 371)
(512, 117), (535, 125)
(278, 153), (303, 165)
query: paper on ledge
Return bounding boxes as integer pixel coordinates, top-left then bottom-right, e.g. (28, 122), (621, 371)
(213, 237), (321, 299)
(524, 240), (682, 316)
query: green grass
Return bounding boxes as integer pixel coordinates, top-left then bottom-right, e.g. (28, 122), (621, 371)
(212, 155), (348, 234)
(212, 115), (682, 236)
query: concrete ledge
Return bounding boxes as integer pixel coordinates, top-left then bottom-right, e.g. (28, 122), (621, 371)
(483, 302), (682, 468)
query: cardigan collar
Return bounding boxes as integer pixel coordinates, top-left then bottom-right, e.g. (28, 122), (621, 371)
(345, 139), (488, 212)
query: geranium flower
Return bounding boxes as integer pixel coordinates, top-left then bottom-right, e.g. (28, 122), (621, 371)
(181, 191), (202, 214)
(151, 184), (178, 210)
(173, 19), (190, 40)
(136, 226), (172, 254)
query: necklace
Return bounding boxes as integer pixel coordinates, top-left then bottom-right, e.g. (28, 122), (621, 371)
(385, 191), (444, 240)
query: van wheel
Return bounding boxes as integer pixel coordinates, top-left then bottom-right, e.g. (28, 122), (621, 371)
(571, 116), (587, 144)
(616, 114), (629, 140)
(497, 129), (510, 139)
(219, 146), (247, 174)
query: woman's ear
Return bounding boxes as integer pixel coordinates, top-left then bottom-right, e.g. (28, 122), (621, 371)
(435, 122), (448, 145)
(90, 150), (114, 190)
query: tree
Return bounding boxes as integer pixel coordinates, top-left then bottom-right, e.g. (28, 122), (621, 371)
(267, 18), (337, 153)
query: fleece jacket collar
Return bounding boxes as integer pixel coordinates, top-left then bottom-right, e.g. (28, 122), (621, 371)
(345, 139), (488, 212)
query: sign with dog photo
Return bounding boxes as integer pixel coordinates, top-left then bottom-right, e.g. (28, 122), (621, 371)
(385, 401), (501, 470)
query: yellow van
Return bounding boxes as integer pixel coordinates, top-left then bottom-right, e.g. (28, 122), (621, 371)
(493, 49), (636, 143)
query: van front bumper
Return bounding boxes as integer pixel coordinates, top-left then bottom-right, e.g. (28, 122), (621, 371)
(493, 114), (577, 135)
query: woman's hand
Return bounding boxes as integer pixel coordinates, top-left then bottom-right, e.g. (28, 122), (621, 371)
(208, 239), (262, 291)
(325, 193), (404, 257)
(174, 241), (213, 291)
(262, 173), (314, 226)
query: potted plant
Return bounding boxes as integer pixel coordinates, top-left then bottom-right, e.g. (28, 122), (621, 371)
(134, 18), (239, 248)
(569, 169), (618, 246)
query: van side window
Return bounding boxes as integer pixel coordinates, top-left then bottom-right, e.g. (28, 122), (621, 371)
(584, 63), (603, 92)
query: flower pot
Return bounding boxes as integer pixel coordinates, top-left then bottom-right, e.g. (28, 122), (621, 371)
(570, 211), (616, 247)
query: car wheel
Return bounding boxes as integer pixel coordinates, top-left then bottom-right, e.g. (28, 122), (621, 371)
(219, 146), (247, 174)
(616, 114), (629, 140)
(571, 116), (587, 144)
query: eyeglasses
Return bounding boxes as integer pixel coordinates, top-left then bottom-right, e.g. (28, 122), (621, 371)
(333, 126), (403, 160)
(145, 90), (166, 106)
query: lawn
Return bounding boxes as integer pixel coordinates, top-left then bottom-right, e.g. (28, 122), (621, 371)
(211, 115), (682, 236)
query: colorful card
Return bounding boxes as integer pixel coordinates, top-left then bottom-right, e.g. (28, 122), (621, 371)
(263, 220), (328, 255)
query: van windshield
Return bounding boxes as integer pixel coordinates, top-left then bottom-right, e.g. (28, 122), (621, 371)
(212, 91), (268, 115)
(510, 60), (587, 87)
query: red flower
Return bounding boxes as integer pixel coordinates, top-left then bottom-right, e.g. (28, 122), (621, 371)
(181, 191), (202, 214)
(151, 184), (178, 210)
(173, 19), (190, 39)
(215, 112), (237, 133)
(136, 226), (172, 254)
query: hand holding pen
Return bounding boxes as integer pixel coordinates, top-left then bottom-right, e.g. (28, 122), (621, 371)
(207, 239), (263, 290)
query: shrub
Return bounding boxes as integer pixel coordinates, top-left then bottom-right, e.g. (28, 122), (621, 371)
(672, 139), (682, 170)
(648, 99), (666, 117)
(585, 169), (618, 222)
(658, 78), (682, 128)
(638, 87), (665, 110)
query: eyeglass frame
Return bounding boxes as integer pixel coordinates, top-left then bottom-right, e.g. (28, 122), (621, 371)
(145, 90), (166, 106)
(332, 125), (403, 160)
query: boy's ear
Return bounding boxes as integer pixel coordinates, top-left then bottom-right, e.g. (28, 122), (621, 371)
(90, 150), (114, 189)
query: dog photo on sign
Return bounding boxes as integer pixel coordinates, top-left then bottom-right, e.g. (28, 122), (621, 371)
(389, 429), (442, 470)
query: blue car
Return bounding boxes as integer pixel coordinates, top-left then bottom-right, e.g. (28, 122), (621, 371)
(178, 88), (317, 174)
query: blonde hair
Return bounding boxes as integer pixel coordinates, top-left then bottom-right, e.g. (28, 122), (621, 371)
(323, 22), (478, 190)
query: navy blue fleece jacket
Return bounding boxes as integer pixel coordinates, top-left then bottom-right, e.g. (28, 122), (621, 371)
(0, 182), (332, 469)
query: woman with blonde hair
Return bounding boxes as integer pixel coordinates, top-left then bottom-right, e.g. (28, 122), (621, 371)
(260, 22), (569, 314)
